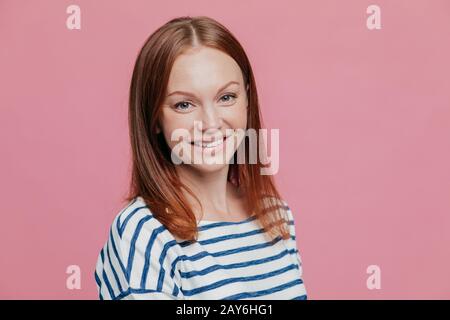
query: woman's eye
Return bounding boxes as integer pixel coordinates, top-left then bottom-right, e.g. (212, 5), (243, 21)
(173, 94), (236, 110)
(173, 101), (193, 111)
(219, 94), (237, 103)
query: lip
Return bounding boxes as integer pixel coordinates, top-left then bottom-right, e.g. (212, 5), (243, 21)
(190, 134), (232, 149)
(190, 134), (232, 145)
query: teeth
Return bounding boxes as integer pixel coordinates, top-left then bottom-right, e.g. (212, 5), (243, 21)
(194, 138), (224, 148)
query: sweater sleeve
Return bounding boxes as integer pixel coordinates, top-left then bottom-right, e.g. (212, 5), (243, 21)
(282, 200), (304, 269)
(282, 201), (308, 299)
(94, 206), (184, 300)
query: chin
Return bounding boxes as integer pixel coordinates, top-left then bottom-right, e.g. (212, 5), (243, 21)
(188, 162), (230, 174)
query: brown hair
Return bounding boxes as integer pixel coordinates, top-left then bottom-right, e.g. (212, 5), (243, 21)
(125, 16), (290, 242)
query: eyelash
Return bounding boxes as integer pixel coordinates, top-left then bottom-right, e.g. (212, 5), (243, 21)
(173, 93), (237, 111)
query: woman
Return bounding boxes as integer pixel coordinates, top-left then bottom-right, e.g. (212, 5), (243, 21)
(94, 16), (307, 300)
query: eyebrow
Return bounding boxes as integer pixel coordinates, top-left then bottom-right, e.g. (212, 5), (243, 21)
(166, 81), (240, 98)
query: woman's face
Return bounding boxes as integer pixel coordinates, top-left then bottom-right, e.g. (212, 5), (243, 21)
(158, 46), (248, 173)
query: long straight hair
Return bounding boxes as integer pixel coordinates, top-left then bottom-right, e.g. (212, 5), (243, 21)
(125, 16), (290, 242)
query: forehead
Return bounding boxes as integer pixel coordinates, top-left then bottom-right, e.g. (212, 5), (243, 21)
(166, 46), (244, 93)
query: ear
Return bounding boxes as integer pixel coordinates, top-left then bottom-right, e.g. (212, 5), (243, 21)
(155, 124), (161, 134)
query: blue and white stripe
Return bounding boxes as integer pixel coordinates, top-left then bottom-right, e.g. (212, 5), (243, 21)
(94, 196), (307, 300)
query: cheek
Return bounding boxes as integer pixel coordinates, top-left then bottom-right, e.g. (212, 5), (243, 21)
(160, 113), (194, 147)
(228, 102), (248, 129)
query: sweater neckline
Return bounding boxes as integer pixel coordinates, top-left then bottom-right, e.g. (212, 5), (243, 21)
(197, 214), (257, 226)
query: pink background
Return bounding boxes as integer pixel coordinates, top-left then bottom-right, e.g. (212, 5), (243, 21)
(1, 0), (449, 299)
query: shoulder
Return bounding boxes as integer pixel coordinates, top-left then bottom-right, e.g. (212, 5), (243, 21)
(261, 195), (295, 223)
(266, 197), (298, 239)
(95, 196), (182, 298)
(280, 199), (295, 224)
(107, 197), (178, 261)
(114, 196), (175, 238)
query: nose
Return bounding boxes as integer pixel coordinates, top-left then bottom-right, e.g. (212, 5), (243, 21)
(197, 104), (222, 132)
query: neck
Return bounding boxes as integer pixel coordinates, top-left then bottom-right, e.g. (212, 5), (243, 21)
(175, 165), (233, 218)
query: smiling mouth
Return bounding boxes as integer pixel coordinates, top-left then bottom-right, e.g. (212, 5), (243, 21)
(190, 134), (231, 148)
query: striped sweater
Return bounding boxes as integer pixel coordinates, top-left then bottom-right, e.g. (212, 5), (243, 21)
(94, 196), (307, 300)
